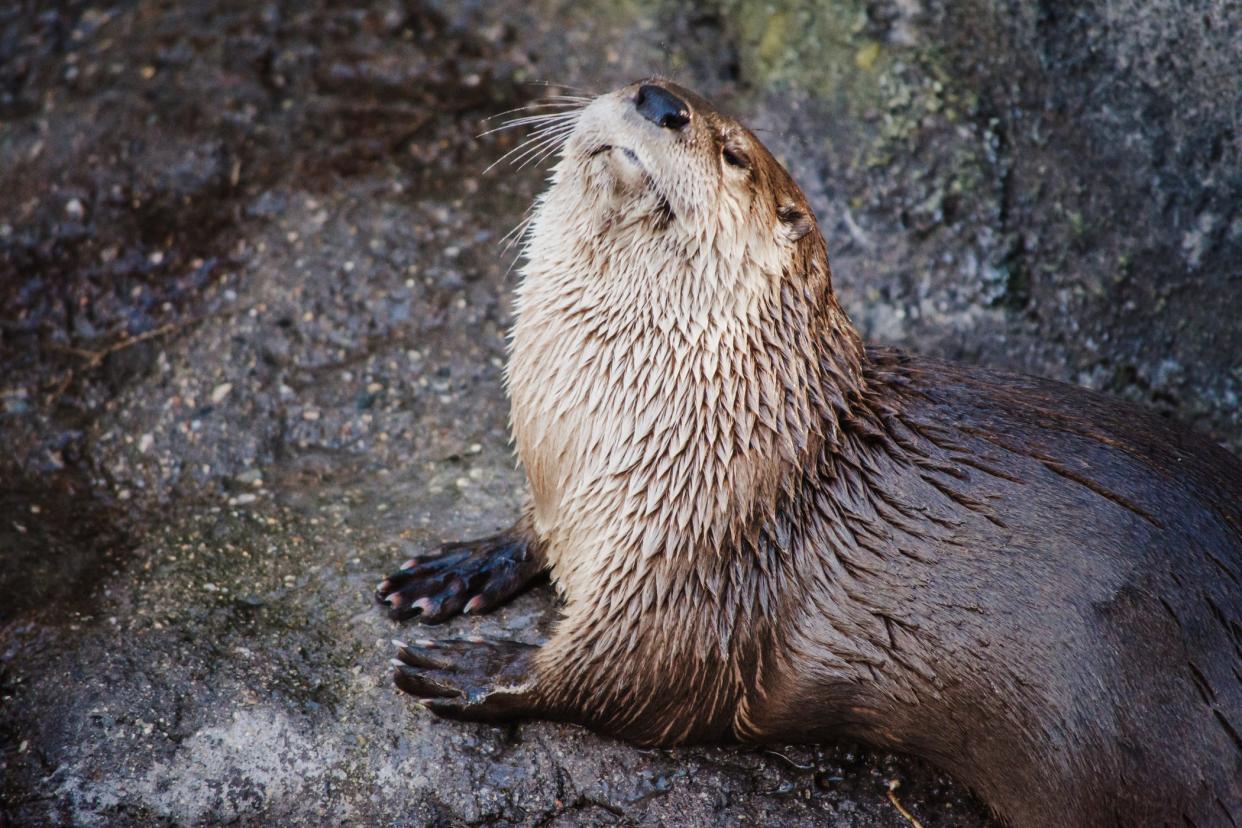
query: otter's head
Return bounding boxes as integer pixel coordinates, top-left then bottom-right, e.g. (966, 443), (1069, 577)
(521, 80), (825, 306)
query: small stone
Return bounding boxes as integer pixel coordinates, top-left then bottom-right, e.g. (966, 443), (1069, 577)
(302, 409), (320, 421)
(138, 433), (154, 453)
(236, 468), (263, 486)
(65, 198), (85, 220)
(210, 383), (233, 403)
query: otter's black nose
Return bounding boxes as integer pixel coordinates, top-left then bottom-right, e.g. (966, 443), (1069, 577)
(636, 84), (690, 130)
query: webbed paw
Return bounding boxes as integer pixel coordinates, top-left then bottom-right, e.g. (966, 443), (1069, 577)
(376, 533), (544, 623)
(390, 637), (540, 722)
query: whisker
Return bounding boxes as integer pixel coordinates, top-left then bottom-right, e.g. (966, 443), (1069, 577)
(498, 107), (584, 124)
(501, 212), (541, 278)
(494, 122), (577, 163)
(483, 114), (579, 171)
(522, 150), (560, 172)
(482, 119), (576, 168)
(522, 79), (596, 95)
(484, 130), (566, 175)
(501, 208), (537, 250)
(518, 129), (577, 169)
(514, 141), (567, 172)
(483, 99), (589, 123)
(508, 127), (576, 170)
(478, 110), (580, 138)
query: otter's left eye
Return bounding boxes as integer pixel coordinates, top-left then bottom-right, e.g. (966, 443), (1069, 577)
(722, 147), (750, 169)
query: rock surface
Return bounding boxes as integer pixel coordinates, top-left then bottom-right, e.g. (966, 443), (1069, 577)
(1, 0), (1237, 825)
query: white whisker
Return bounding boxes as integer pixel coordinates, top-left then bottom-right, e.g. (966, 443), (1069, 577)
(517, 132), (576, 170)
(522, 80), (595, 95)
(501, 212), (538, 259)
(478, 111), (580, 138)
(482, 122), (575, 174)
(482, 108), (580, 174)
(483, 99), (589, 123)
(508, 127), (576, 171)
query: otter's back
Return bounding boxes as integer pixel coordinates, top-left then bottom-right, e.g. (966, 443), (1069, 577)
(870, 347), (1242, 825)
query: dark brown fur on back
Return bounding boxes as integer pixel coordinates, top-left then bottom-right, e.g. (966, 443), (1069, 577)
(747, 348), (1242, 825)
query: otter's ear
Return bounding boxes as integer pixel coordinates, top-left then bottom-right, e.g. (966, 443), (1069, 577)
(777, 203), (813, 243)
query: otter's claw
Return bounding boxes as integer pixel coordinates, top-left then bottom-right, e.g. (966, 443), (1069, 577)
(390, 637), (540, 722)
(376, 533), (545, 623)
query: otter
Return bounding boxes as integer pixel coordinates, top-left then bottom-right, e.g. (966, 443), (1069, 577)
(377, 79), (1242, 827)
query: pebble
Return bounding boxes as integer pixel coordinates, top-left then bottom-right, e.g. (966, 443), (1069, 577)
(236, 468), (263, 486)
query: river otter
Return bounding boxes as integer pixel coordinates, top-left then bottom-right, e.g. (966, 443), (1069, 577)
(377, 79), (1242, 827)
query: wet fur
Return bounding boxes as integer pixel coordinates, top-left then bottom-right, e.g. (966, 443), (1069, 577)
(418, 81), (1242, 826)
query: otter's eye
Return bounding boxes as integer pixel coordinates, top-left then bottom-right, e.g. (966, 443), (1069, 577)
(722, 146), (750, 170)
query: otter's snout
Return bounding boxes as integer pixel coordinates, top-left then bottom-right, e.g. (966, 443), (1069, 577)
(635, 84), (690, 130)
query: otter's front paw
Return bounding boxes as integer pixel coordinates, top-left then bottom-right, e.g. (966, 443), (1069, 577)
(376, 533), (544, 623)
(390, 637), (540, 722)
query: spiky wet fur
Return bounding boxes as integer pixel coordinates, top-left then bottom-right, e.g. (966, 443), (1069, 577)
(506, 84), (863, 741)
(487, 80), (1242, 826)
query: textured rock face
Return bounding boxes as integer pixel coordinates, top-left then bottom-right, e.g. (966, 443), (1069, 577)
(0, 1), (1236, 825)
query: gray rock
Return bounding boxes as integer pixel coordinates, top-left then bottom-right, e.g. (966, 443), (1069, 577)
(2, 0), (1238, 825)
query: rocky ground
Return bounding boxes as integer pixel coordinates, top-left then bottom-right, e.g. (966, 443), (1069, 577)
(1, 0), (1237, 825)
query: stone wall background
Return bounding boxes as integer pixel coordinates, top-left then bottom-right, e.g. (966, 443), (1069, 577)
(1, 1), (1237, 824)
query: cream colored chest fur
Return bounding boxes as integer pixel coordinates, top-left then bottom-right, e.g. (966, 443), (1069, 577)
(506, 249), (787, 601)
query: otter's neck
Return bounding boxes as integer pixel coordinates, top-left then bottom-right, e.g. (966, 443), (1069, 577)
(507, 227), (867, 602)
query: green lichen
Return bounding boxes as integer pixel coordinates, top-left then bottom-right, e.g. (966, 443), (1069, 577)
(724, 0), (882, 102)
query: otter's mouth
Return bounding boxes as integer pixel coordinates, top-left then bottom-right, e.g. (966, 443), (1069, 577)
(587, 142), (674, 225)
(590, 144), (644, 172)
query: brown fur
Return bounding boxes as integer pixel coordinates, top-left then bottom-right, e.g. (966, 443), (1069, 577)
(383, 80), (1242, 827)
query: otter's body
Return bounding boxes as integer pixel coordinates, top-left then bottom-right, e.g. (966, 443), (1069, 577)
(379, 80), (1242, 827)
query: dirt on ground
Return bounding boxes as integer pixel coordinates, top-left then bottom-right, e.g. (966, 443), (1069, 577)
(1, 0), (1237, 825)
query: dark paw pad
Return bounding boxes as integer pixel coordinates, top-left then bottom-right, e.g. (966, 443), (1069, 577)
(376, 533), (544, 623)
(390, 637), (539, 722)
